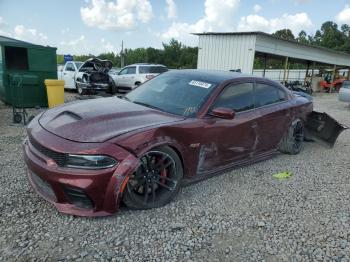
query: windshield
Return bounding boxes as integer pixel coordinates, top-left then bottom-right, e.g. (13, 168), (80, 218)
(139, 66), (168, 74)
(125, 72), (218, 117)
(74, 62), (83, 69)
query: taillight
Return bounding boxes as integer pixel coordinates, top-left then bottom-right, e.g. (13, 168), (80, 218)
(146, 75), (154, 80)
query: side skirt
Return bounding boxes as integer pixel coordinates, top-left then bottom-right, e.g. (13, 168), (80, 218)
(182, 150), (278, 186)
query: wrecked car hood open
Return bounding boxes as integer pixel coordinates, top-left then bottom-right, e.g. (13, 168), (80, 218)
(39, 97), (184, 143)
(80, 58), (113, 71)
(305, 111), (348, 147)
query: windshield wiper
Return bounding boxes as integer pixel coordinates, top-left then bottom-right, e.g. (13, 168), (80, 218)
(132, 101), (162, 111)
(122, 96), (131, 101)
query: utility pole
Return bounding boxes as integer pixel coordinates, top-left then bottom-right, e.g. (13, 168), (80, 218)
(120, 40), (125, 68)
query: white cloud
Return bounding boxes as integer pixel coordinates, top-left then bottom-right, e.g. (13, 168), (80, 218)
(58, 35), (118, 55)
(253, 4), (261, 13)
(166, 0), (177, 19)
(100, 38), (117, 53)
(0, 16), (11, 36)
(14, 25), (48, 44)
(61, 27), (70, 35)
(161, 0), (240, 45)
(80, 0), (153, 31)
(335, 5), (350, 24)
(238, 12), (312, 35)
(0, 16), (6, 27)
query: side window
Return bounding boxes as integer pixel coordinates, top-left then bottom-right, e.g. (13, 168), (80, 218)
(65, 63), (75, 71)
(119, 68), (128, 75)
(139, 66), (148, 74)
(127, 66), (136, 74)
(255, 83), (287, 107)
(213, 82), (254, 112)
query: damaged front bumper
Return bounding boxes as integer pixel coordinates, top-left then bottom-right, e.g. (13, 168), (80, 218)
(305, 111), (348, 147)
(76, 82), (110, 92)
(23, 124), (139, 216)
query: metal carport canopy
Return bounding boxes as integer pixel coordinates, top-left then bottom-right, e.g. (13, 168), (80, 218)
(254, 32), (350, 67)
(194, 31), (350, 68)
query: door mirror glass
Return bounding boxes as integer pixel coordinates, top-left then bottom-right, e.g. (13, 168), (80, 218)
(210, 107), (235, 119)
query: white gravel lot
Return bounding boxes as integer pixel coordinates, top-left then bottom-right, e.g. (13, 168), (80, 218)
(0, 92), (349, 261)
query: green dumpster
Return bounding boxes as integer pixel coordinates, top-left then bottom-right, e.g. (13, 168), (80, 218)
(0, 35), (57, 107)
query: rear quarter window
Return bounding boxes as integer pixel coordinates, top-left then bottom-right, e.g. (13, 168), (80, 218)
(255, 83), (287, 107)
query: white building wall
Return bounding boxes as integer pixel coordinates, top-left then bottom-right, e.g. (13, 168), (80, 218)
(197, 34), (256, 74)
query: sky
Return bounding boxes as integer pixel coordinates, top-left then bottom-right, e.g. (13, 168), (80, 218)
(0, 0), (350, 55)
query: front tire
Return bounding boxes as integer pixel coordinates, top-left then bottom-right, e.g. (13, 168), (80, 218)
(76, 85), (86, 95)
(278, 119), (304, 155)
(123, 146), (183, 209)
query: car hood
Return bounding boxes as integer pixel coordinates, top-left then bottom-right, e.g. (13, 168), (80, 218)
(39, 97), (184, 143)
(81, 58), (113, 70)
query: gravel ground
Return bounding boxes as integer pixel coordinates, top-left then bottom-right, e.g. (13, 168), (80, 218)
(0, 92), (350, 261)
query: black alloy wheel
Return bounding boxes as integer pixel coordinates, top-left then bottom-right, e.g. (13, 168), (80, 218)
(123, 146), (183, 209)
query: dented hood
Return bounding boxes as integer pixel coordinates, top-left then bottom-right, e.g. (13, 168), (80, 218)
(39, 97), (183, 143)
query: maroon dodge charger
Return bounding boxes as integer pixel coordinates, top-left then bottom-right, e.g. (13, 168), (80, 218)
(23, 70), (346, 216)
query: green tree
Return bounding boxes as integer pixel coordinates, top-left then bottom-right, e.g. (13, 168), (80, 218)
(297, 30), (309, 44)
(272, 29), (295, 40)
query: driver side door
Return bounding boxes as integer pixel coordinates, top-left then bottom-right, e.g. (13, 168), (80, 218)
(63, 62), (76, 89)
(197, 81), (260, 174)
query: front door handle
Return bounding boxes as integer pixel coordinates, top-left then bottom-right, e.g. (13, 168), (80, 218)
(251, 122), (258, 128)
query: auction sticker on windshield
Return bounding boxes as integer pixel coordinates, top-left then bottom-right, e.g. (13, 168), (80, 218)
(189, 80), (212, 89)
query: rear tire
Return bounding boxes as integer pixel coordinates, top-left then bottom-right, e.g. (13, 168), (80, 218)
(278, 119), (304, 155)
(123, 146), (183, 210)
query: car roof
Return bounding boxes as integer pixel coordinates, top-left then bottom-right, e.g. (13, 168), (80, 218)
(165, 69), (260, 84)
(128, 63), (166, 67)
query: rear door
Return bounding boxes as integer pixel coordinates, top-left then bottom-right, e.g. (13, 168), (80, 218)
(63, 62), (76, 89)
(253, 81), (291, 153)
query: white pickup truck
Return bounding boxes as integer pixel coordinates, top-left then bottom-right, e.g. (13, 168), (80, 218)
(57, 61), (83, 90)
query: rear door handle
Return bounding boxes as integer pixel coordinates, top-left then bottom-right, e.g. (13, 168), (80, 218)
(251, 122), (258, 128)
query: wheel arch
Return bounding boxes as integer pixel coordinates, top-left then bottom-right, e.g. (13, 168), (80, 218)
(135, 141), (186, 177)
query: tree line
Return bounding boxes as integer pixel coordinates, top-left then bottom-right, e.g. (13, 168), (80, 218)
(57, 39), (198, 69)
(57, 21), (350, 70)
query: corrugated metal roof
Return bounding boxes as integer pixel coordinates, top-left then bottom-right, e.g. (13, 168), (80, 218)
(0, 35), (56, 49)
(193, 31), (350, 58)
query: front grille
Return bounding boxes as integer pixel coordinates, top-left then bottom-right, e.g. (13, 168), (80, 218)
(30, 171), (56, 201)
(29, 137), (67, 167)
(63, 187), (94, 209)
